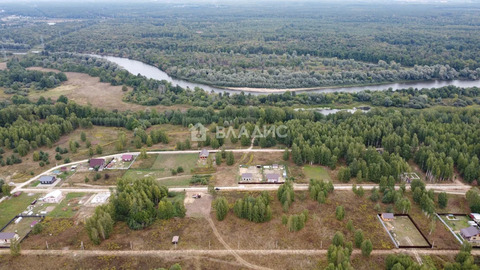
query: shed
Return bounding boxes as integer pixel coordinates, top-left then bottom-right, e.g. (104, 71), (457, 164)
(122, 154), (133, 162)
(60, 166), (67, 172)
(266, 173), (279, 183)
(89, 158), (106, 170)
(199, 149), (209, 159)
(44, 190), (63, 203)
(381, 213), (394, 221)
(30, 220), (39, 228)
(241, 173), (253, 181)
(272, 164), (279, 169)
(39, 175), (56, 185)
(172, 235), (179, 244)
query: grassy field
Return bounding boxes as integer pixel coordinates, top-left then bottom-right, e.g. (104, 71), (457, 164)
(0, 193), (40, 228)
(48, 193), (87, 218)
(303, 165), (332, 181)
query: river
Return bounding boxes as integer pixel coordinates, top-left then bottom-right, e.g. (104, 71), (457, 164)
(93, 55), (480, 95)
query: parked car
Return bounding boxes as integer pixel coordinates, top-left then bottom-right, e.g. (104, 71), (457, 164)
(30, 199), (37, 205)
(215, 187), (220, 191)
(192, 194), (202, 199)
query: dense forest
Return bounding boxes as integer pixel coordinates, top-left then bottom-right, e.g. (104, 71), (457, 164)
(2, 2), (480, 88)
(0, 96), (479, 184)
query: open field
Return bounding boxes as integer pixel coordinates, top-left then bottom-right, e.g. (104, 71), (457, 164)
(303, 165), (332, 181)
(63, 170), (125, 186)
(384, 216), (430, 247)
(213, 190), (394, 250)
(24, 68), (190, 112)
(0, 193), (40, 228)
(22, 217), (223, 251)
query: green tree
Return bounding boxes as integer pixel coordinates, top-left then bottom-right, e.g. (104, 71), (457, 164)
(95, 145), (103, 155)
(214, 197), (229, 221)
(438, 192), (448, 209)
(140, 148), (148, 159)
(361, 239), (373, 256)
(81, 131), (87, 142)
(332, 231), (344, 246)
(336, 205), (345, 221)
(226, 151), (234, 166)
(354, 229), (364, 248)
(346, 219), (354, 232)
(283, 148), (290, 161)
(10, 237), (20, 256)
(215, 151), (222, 165)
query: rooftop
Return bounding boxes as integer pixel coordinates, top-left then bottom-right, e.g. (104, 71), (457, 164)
(382, 213), (395, 219)
(0, 232), (16, 239)
(460, 226), (480, 238)
(266, 173), (279, 179)
(242, 173), (253, 178)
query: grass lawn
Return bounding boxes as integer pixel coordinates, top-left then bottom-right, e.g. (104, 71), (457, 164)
(303, 165), (331, 181)
(48, 193), (87, 218)
(0, 193), (40, 228)
(439, 215), (471, 232)
(151, 154), (198, 172)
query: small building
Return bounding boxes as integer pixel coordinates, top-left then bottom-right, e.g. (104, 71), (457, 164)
(13, 191), (22, 197)
(266, 173), (279, 183)
(172, 235), (179, 244)
(241, 173), (253, 181)
(122, 154), (133, 162)
(44, 190), (62, 203)
(60, 166), (67, 172)
(0, 233), (19, 245)
(199, 149), (209, 159)
(39, 175), (57, 185)
(381, 213), (395, 222)
(272, 164), (279, 169)
(460, 226), (480, 242)
(30, 220), (39, 228)
(89, 158), (106, 170)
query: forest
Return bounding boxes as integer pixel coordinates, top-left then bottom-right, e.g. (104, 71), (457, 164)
(0, 94), (479, 185)
(2, 2), (480, 88)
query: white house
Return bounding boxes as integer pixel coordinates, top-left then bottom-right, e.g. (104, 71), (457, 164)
(44, 190), (63, 203)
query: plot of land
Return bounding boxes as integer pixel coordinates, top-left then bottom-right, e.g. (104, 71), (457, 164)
(48, 193), (89, 218)
(384, 216), (429, 247)
(0, 193), (40, 228)
(1, 216), (42, 241)
(303, 165), (331, 181)
(238, 166), (263, 182)
(184, 192), (212, 218)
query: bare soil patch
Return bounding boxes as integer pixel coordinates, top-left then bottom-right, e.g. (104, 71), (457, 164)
(185, 192), (212, 218)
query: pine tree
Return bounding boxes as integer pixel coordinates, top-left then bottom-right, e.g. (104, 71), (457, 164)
(226, 151), (234, 165)
(214, 197), (229, 221)
(354, 229), (364, 248)
(361, 239), (373, 256)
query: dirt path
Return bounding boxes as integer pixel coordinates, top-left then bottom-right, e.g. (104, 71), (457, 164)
(0, 248), (476, 257)
(206, 217), (271, 270)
